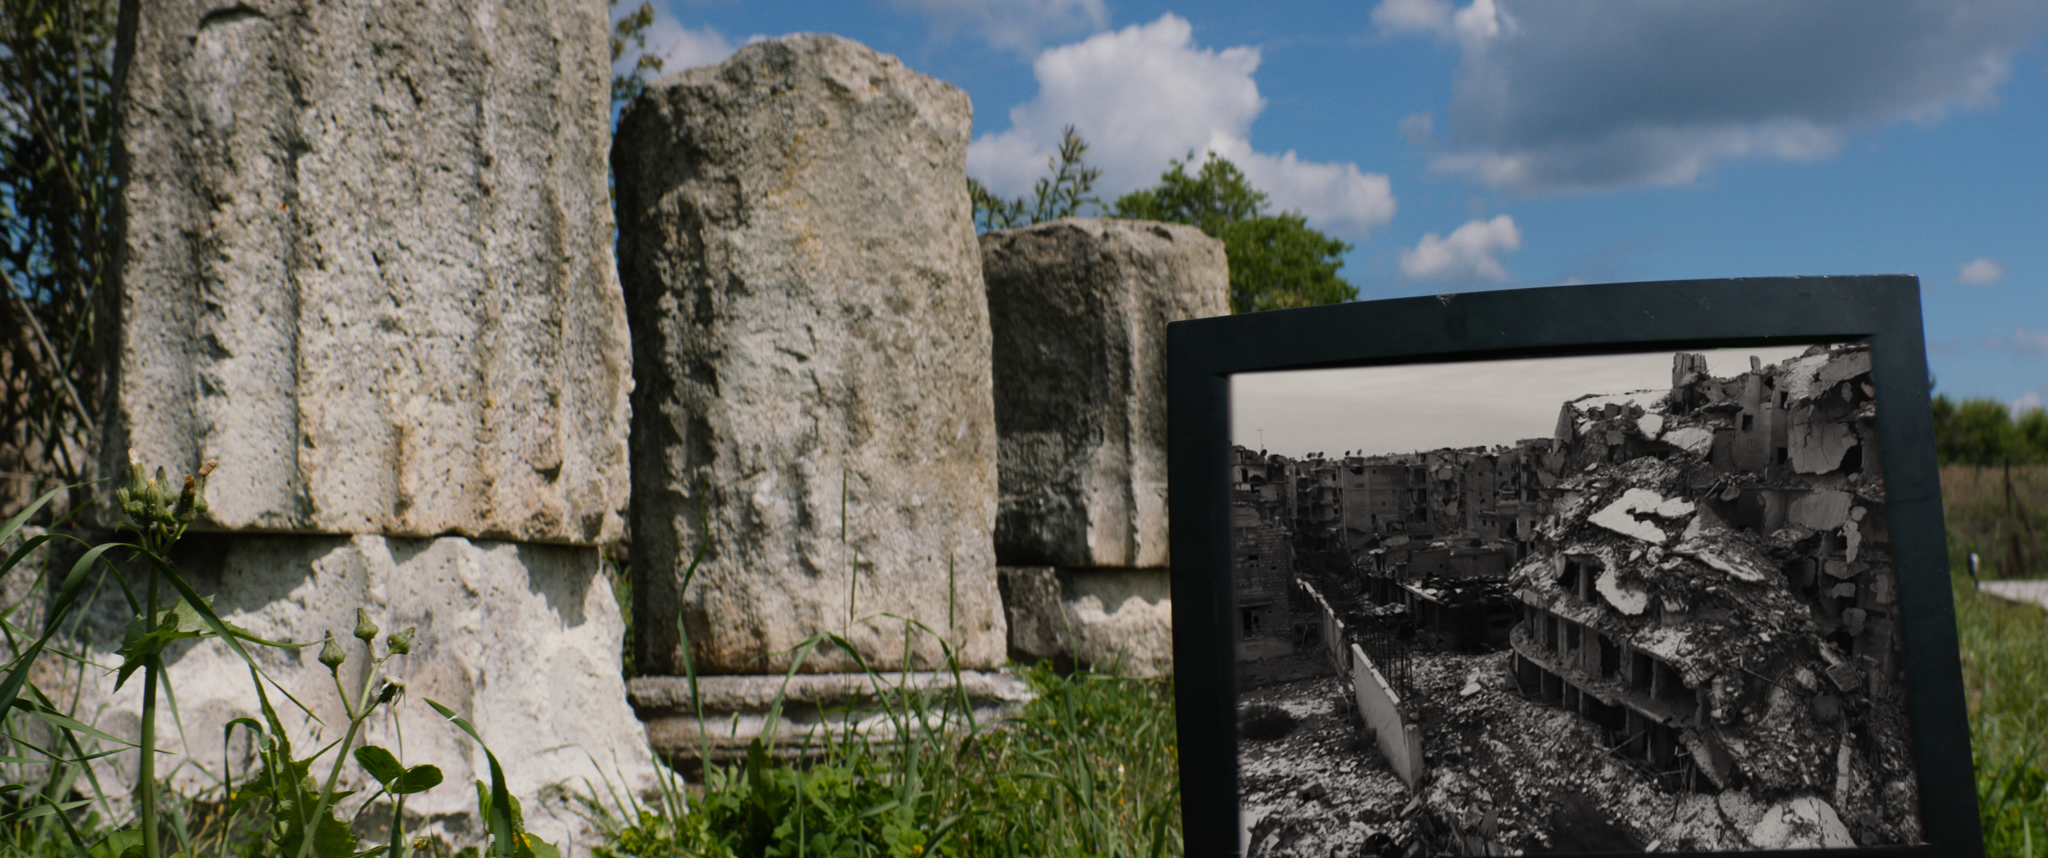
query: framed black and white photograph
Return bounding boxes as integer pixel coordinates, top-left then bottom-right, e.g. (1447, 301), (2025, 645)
(1168, 276), (1980, 858)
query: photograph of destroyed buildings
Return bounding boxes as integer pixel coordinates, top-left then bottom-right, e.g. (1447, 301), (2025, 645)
(1228, 343), (1919, 855)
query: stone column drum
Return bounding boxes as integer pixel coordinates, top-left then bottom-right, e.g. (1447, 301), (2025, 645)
(981, 219), (1229, 676)
(97, 0), (648, 846)
(611, 35), (1005, 681)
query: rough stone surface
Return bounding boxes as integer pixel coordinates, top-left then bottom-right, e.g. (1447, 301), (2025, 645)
(998, 567), (1174, 676)
(105, 0), (630, 545)
(613, 35), (1002, 675)
(981, 219), (1228, 569)
(56, 533), (653, 850)
(630, 670), (1032, 764)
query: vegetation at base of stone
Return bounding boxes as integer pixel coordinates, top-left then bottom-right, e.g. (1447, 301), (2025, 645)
(1947, 464), (2048, 856)
(0, 0), (117, 520)
(605, 545), (639, 679)
(1932, 395), (2048, 466)
(0, 466), (555, 858)
(968, 127), (1102, 233)
(1109, 152), (1356, 315)
(610, 0), (666, 110)
(966, 132), (1356, 315)
(588, 661), (1181, 858)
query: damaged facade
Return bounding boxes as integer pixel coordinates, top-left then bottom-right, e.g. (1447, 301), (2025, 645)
(1234, 446), (1297, 643)
(1509, 344), (1915, 846)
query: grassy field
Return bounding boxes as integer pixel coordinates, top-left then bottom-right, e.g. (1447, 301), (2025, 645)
(1947, 464), (2048, 856)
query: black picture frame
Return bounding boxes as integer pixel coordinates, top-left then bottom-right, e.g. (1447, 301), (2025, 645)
(1167, 275), (1978, 857)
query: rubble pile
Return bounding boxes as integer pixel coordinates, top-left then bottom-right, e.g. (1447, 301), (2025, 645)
(1510, 343), (1918, 846)
(1238, 671), (1420, 857)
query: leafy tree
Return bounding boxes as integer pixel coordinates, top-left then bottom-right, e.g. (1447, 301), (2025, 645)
(1111, 152), (1356, 314)
(610, 0), (665, 108)
(0, 0), (117, 518)
(1931, 394), (2046, 465)
(2019, 406), (2048, 459)
(969, 125), (1101, 232)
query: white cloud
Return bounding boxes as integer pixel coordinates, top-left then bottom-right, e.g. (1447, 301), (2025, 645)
(1374, 0), (1513, 44)
(1959, 257), (2006, 285)
(613, 6), (741, 79)
(1451, 0), (1512, 42)
(890, 0), (1108, 55)
(2014, 391), (2044, 417)
(1399, 214), (1521, 282)
(967, 14), (1397, 237)
(1373, 0), (1454, 38)
(1376, 0), (2048, 193)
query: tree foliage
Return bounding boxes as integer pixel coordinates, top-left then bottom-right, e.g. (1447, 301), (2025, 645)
(968, 125), (1101, 232)
(0, 0), (118, 517)
(610, 0), (665, 108)
(966, 135), (1359, 315)
(1932, 394), (2048, 465)
(1110, 152), (1356, 314)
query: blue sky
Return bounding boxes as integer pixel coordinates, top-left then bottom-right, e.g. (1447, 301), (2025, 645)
(624, 0), (2048, 411)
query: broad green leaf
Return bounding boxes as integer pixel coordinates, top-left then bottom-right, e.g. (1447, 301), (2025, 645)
(354, 745), (405, 786)
(86, 828), (143, 858)
(391, 763), (444, 795)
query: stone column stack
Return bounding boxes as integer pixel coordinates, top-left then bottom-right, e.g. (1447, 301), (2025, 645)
(612, 35), (1018, 761)
(100, 0), (649, 845)
(980, 219), (1230, 676)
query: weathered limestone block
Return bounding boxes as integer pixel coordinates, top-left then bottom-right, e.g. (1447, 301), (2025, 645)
(630, 670), (1032, 765)
(998, 567), (1174, 676)
(613, 35), (1002, 675)
(105, 0), (630, 544)
(980, 219), (1228, 569)
(59, 534), (653, 849)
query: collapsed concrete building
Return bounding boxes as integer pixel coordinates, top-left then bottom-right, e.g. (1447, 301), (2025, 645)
(1509, 344), (1915, 846)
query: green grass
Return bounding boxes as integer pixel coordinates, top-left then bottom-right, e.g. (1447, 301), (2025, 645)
(1949, 464), (2048, 856)
(586, 660), (1181, 858)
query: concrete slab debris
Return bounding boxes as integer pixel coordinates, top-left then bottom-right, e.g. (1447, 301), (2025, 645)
(1589, 488), (1678, 544)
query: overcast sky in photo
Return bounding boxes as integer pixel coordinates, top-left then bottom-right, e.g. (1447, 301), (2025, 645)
(1230, 345), (1816, 457)
(624, 1), (2048, 411)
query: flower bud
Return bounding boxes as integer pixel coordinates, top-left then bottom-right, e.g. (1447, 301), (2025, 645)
(353, 608), (379, 642)
(318, 632), (346, 672)
(386, 627), (416, 656)
(193, 461), (215, 516)
(173, 475), (200, 523)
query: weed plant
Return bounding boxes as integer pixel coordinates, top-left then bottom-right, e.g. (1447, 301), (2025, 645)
(0, 461), (563, 858)
(1948, 464), (2048, 856)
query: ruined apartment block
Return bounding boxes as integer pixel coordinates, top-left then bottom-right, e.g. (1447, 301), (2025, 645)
(1233, 445), (1296, 642)
(1508, 344), (1915, 844)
